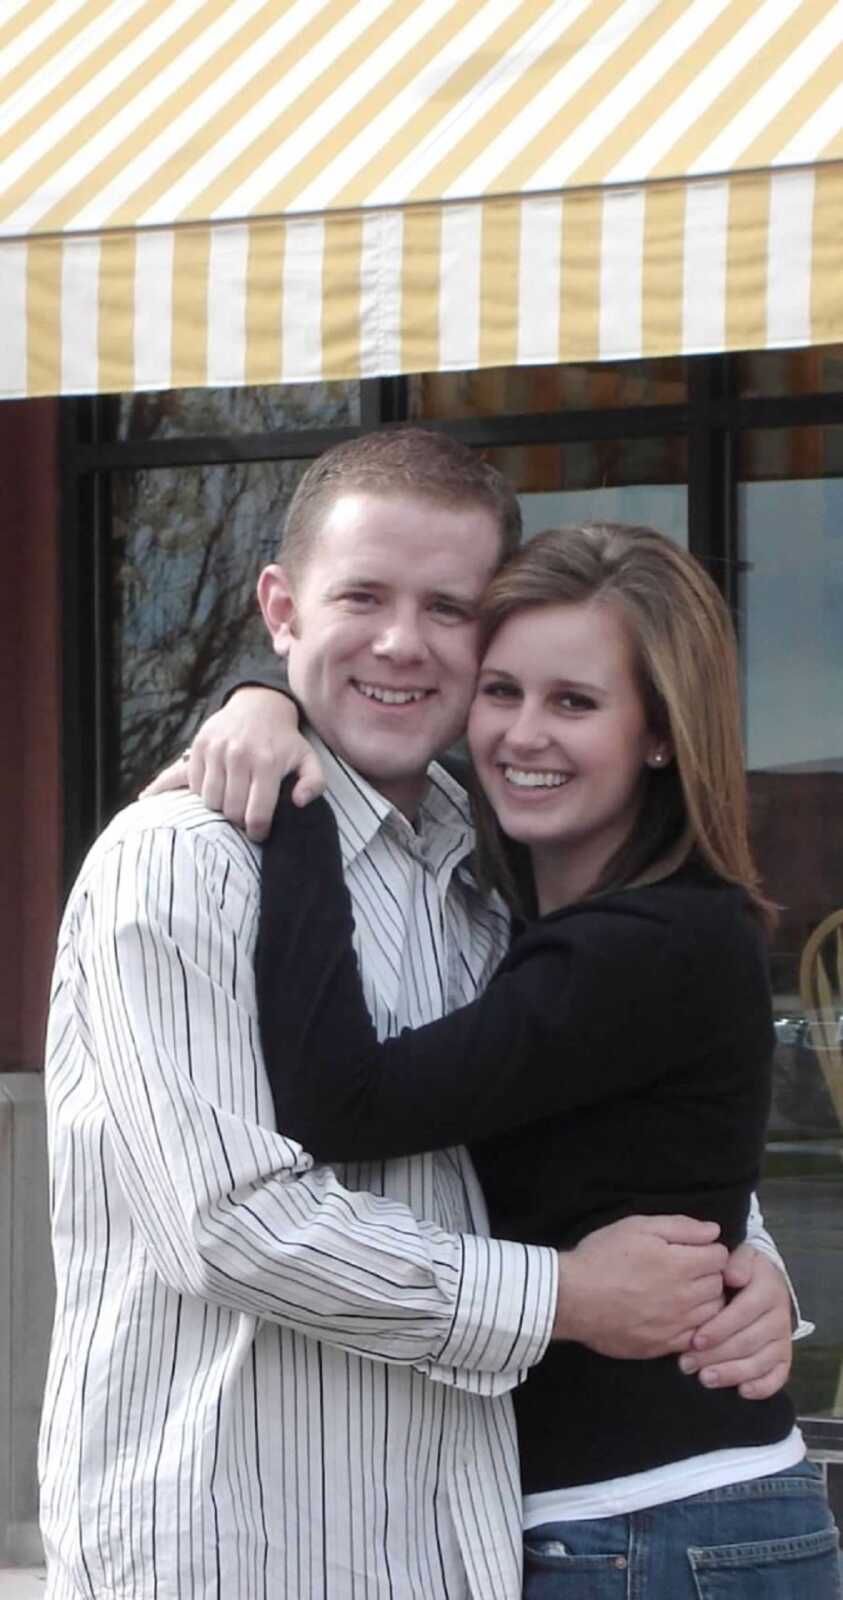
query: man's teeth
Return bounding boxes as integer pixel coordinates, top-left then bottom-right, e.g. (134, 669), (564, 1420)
(504, 767), (570, 789)
(357, 683), (427, 705)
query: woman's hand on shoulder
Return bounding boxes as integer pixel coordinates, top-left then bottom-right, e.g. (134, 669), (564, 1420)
(140, 686), (326, 840)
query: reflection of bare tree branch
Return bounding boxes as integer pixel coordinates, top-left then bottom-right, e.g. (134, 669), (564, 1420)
(113, 458), (298, 805)
(110, 382), (360, 809)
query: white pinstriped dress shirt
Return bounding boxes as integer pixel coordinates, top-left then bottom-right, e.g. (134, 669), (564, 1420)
(40, 748), (558, 1600)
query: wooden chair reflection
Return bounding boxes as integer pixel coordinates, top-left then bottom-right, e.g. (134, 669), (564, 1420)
(799, 908), (843, 1130)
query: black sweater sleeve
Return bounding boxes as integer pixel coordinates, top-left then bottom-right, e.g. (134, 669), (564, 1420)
(256, 792), (698, 1161)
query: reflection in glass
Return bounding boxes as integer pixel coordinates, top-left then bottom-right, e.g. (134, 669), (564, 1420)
(481, 440), (688, 547)
(111, 459), (304, 805)
(736, 344), (843, 399)
(408, 358), (687, 419)
(743, 427), (843, 1423)
(116, 380), (360, 440)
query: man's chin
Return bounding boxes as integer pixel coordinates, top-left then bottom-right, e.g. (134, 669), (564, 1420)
(332, 730), (437, 789)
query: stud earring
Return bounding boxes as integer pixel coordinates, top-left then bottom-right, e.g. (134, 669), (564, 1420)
(650, 752), (665, 767)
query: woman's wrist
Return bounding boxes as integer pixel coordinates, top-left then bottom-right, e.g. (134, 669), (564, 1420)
(221, 680), (303, 724)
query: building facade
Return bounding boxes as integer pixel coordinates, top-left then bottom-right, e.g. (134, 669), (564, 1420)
(2, 346), (842, 1557)
(2, 0), (843, 1568)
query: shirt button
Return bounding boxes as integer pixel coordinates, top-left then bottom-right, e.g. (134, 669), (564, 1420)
(613, 1556), (628, 1570)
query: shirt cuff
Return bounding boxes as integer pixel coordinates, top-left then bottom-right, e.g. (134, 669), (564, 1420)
(749, 1236), (815, 1340)
(435, 1236), (558, 1377)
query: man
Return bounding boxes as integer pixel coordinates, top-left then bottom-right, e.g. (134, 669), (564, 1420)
(43, 429), (794, 1600)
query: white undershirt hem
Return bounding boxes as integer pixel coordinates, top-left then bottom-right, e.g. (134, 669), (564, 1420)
(522, 1426), (805, 1527)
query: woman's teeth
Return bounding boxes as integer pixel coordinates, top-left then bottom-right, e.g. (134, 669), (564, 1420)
(504, 767), (569, 789)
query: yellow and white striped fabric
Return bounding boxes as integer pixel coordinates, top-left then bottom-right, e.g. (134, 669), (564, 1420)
(2, 0), (843, 398)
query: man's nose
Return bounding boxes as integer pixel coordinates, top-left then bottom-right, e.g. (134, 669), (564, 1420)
(372, 609), (428, 663)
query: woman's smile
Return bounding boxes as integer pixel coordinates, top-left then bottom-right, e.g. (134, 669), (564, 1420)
(468, 598), (661, 911)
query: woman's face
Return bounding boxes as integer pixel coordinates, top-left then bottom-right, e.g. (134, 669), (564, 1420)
(467, 598), (666, 911)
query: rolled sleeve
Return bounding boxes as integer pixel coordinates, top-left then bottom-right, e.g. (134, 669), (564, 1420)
(746, 1193), (814, 1339)
(428, 1235), (557, 1390)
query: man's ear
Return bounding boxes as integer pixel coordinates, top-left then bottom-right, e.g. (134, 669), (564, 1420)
(257, 565), (297, 657)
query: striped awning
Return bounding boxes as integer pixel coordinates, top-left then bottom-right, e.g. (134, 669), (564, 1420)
(3, 0), (843, 398)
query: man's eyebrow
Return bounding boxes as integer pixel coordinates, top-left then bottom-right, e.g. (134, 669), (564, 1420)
(323, 574), (385, 592)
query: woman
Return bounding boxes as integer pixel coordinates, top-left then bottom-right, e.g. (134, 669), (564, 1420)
(186, 525), (841, 1595)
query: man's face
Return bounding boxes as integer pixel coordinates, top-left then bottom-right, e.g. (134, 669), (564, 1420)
(259, 492), (502, 816)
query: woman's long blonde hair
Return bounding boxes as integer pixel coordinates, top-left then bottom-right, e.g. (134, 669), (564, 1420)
(471, 522), (775, 930)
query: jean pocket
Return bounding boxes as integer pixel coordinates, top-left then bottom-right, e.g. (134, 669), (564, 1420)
(523, 1534), (630, 1599)
(689, 1524), (842, 1599)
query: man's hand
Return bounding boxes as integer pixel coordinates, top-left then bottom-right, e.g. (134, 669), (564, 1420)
(140, 688), (325, 839)
(553, 1215), (727, 1358)
(678, 1243), (792, 1399)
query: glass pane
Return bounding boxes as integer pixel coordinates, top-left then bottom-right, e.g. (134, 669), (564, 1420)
(740, 427), (843, 1422)
(741, 425), (843, 483)
(110, 459), (305, 806)
(736, 345), (843, 398)
(408, 358), (687, 420)
(482, 439), (688, 546)
(115, 381), (361, 440)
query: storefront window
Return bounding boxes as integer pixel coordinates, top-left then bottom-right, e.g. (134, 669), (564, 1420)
(115, 380), (361, 440)
(736, 344), (843, 398)
(481, 438), (688, 545)
(741, 427), (843, 1422)
(408, 358), (687, 419)
(111, 458), (302, 804)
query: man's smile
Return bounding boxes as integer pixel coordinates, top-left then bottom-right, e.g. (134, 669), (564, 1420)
(353, 679), (434, 706)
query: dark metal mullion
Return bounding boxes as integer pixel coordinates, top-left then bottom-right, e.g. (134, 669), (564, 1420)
(91, 462), (114, 832)
(376, 376), (410, 423)
(76, 401), (694, 472)
(404, 404), (692, 448)
(711, 389), (843, 431)
(359, 376), (409, 426)
(74, 423), (365, 472)
(359, 379), (384, 430)
(59, 400), (98, 885)
(70, 388), (843, 476)
(686, 356), (738, 616)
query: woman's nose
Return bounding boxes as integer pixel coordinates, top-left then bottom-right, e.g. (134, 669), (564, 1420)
(506, 703), (551, 751)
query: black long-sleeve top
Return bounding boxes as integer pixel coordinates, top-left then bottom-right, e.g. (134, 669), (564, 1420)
(256, 792), (794, 1492)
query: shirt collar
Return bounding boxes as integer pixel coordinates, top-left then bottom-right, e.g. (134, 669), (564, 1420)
(308, 733), (475, 878)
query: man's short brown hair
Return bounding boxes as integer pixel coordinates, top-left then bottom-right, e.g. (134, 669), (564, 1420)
(280, 428), (521, 578)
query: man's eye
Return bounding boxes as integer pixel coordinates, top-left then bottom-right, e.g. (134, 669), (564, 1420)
(341, 590), (378, 607)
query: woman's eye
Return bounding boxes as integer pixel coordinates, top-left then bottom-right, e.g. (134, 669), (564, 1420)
(430, 600), (470, 622)
(481, 681), (518, 700)
(557, 692), (595, 712)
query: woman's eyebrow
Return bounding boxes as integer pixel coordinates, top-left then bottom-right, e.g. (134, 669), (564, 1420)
(429, 589), (480, 609)
(479, 665), (605, 694)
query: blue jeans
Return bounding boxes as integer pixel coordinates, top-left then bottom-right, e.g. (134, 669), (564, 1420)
(523, 1461), (842, 1598)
